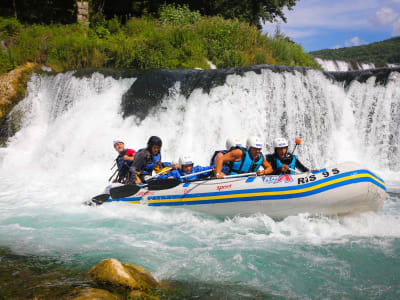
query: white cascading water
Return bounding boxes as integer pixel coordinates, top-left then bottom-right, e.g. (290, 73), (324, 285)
(314, 57), (399, 72)
(0, 68), (399, 297)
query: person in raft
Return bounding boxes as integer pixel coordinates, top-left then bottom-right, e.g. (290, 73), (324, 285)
(113, 139), (136, 183)
(209, 137), (243, 174)
(215, 136), (273, 178)
(159, 155), (214, 182)
(128, 136), (173, 184)
(265, 137), (309, 175)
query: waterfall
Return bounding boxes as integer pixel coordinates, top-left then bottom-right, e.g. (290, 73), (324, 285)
(1, 66), (400, 181)
(314, 57), (399, 72)
(0, 66), (399, 298)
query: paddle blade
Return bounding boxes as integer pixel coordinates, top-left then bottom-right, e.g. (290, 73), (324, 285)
(88, 193), (110, 205)
(295, 139), (302, 145)
(110, 185), (141, 199)
(147, 178), (181, 190)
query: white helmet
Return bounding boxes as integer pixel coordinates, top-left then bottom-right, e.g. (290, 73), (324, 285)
(246, 136), (263, 150)
(179, 155), (194, 167)
(274, 137), (288, 148)
(225, 137), (242, 149)
(113, 139), (124, 145)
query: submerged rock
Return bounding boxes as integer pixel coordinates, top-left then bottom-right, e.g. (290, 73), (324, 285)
(88, 258), (159, 292)
(72, 287), (119, 300)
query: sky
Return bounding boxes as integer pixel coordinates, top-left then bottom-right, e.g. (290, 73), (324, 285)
(262, 0), (400, 52)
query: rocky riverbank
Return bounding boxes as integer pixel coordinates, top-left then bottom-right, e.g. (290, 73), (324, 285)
(0, 63), (43, 123)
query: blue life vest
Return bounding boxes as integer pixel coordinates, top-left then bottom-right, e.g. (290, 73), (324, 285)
(116, 149), (133, 169)
(210, 150), (230, 173)
(137, 148), (161, 175)
(210, 150), (226, 165)
(275, 155), (296, 174)
(230, 147), (264, 175)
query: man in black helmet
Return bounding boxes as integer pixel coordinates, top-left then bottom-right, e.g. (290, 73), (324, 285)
(128, 136), (172, 184)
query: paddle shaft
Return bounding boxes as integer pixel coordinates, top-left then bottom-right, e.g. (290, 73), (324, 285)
(179, 168), (213, 179)
(146, 167), (172, 181)
(288, 167), (301, 174)
(223, 172), (257, 179)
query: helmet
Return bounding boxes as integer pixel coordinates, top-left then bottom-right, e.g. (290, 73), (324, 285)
(274, 137), (288, 148)
(179, 155), (194, 167)
(113, 139), (124, 145)
(147, 136), (162, 149)
(225, 137), (242, 150)
(246, 136), (263, 150)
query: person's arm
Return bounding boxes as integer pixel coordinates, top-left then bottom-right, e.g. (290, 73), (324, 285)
(295, 159), (309, 173)
(215, 149), (242, 178)
(259, 156), (273, 175)
(129, 151), (148, 183)
(123, 149), (136, 161)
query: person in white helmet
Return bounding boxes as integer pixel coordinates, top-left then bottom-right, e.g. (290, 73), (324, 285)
(112, 139), (136, 183)
(266, 137), (309, 175)
(159, 155), (214, 182)
(215, 136), (273, 178)
(209, 137), (243, 173)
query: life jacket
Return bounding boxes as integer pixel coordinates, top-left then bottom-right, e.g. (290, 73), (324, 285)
(137, 148), (161, 176)
(210, 150), (227, 165)
(210, 147), (241, 174)
(275, 154), (296, 174)
(175, 166), (212, 182)
(230, 147), (264, 175)
(116, 149), (133, 169)
(115, 149), (135, 183)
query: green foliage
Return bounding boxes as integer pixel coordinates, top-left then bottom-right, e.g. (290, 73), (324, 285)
(159, 4), (201, 26)
(267, 34), (320, 69)
(0, 12), (320, 74)
(0, 17), (22, 39)
(310, 37), (400, 64)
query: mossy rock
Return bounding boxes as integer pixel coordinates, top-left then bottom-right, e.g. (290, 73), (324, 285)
(128, 289), (159, 300)
(88, 258), (159, 293)
(72, 287), (119, 300)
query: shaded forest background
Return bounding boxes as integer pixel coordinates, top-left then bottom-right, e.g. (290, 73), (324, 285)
(310, 37), (400, 64)
(0, 0), (298, 28)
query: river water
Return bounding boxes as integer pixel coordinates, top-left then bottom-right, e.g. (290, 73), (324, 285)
(0, 68), (399, 298)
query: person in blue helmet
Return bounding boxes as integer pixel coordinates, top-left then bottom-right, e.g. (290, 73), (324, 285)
(159, 155), (214, 182)
(209, 137), (243, 174)
(128, 136), (173, 184)
(112, 139), (136, 183)
(215, 136), (273, 178)
(266, 137), (309, 175)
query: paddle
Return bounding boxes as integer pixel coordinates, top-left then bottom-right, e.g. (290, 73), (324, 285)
(223, 172), (257, 179)
(147, 168), (213, 190)
(109, 167), (173, 198)
(88, 193), (110, 205)
(110, 184), (141, 199)
(288, 167), (301, 174)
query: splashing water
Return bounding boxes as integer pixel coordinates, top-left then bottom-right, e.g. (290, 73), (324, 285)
(0, 68), (399, 298)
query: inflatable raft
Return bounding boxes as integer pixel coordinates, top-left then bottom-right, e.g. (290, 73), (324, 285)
(92, 162), (386, 219)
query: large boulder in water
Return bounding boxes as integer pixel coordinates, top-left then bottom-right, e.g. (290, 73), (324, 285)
(88, 258), (159, 292)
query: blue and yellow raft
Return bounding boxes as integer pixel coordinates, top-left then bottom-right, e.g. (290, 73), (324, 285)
(99, 162), (386, 218)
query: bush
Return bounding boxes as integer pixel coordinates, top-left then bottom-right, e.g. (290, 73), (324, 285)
(159, 4), (201, 26)
(0, 17), (22, 39)
(0, 9), (322, 74)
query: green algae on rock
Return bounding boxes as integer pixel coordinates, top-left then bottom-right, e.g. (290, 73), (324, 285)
(88, 258), (159, 293)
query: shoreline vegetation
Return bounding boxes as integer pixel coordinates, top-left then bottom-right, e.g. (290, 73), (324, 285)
(0, 5), (320, 75)
(310, 37), (400, 64)
(0, 5), (320, 126)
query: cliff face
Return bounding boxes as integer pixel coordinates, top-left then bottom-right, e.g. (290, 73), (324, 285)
(0, 63), (41, 122)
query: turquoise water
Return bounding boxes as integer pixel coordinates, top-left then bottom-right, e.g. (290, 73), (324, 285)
(1, 70), (400, 298)
(1, 179), (398, 298)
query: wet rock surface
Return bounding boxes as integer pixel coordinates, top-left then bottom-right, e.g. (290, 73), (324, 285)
(88, 258), (159, 292)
